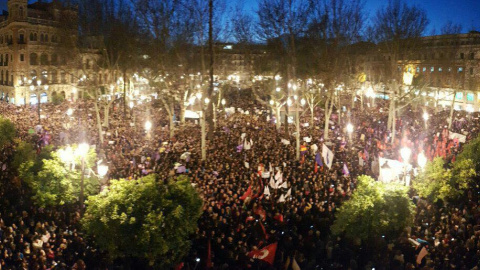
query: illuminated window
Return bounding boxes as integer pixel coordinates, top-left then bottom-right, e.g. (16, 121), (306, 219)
(455, 92), (463, 100)
(467, 93), (474, 102)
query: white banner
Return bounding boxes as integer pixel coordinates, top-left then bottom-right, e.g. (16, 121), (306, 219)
(449, 131), (466, 143)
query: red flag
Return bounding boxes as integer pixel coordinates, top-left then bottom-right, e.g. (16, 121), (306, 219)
(206, 239), (212, 268)
(175, 262), (184, 270)
(274, 214), (284, 223)
(259, 221), (269, 239)
(248, 242), (278, 265)
(314, 161), (318, 173)
(240, 186), (252, 200)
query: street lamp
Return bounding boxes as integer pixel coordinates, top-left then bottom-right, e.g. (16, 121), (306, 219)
(221, 98), (226, 106)
(66, 108), (73, 116)
(400, 147), (411, 186)
(97, 163), (109, 178)
(346, 123), (354, 142)
(423, 111), (429, 129)
(30, 79), (48, 124)
(76, 143), (89, 209)
(417, 152), (427, 169)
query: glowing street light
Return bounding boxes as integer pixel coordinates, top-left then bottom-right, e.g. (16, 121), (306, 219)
(196, 92), (202, 99)
(417, 152), (427, 169)
(400, 147), (411, 163)
(204, 97), (210, 104)
(221, 98), (226, 106)
(346, 123), (354, 142)
(287, 99), (292, 107)
(423, 112), (429, 121)
(269, 100), (274, 106)
(97, 163), (109, 178)
(66, 108), (73, 116)
(300, 98), (306, 106)
(144, 120), (152, 132)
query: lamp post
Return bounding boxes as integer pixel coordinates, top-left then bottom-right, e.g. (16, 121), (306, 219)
(145, 120), (152, 139)
(423, 112), (429, 129)
(417, 152), (427, 170)
(30, 80), (48, 124)
(346, 123), (354, 142)
(76, 143), (89, 209)
(400, 147), (411, 186)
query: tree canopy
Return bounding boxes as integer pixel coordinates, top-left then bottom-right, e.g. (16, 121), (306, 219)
(18, 144), (100, 207)
(0, 117), (15, 149)
(82, 174), (203, 267)
(332, 175), (414, 241)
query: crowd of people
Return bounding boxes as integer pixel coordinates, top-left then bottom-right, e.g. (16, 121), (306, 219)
(0, 90), (480, 269)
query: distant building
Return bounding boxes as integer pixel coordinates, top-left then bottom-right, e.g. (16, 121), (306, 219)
(364, 32), (480, 111)
(0, 0), (112, 105)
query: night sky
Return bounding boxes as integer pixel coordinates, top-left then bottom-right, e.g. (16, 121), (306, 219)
(1, 0), (479, 36)
(234, 0), (480, 35)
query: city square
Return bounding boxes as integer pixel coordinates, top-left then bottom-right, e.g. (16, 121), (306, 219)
(0, 0), (479, 269)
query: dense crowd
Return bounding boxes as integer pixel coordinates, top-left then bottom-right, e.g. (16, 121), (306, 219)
(0, 91), (480, 269)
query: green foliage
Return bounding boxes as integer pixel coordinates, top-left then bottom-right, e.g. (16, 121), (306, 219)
(82, 174), (203, 267)
(456, 135), (480, 171)
(332, 175), (414, 242)
(413, 157), (475, 202)
(18, 145), (100, 207)
(0, 117), (15, 149)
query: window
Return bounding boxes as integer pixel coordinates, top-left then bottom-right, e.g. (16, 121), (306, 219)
(438, 67), (442, 72)
(40, 54), (48, 65)
(51, 54), (58, 65)
(29, 53), (37, 65)
(430, 67), (434, 72)
(467, 93), (474, 102)
(460, 53), (464, 59)
(40, 34), (44, 42)
(20, 54), (24, 61)
(470, 52), (475, 60)
(19, 33), (24, 43)
(456, 92), (463, 100)
(448, 67), (452, 72)
(458, 67), (464, 73)
(416, 67), (420, 73)
(5, 54), (8, 66)
(422, 67), (426, 72)
(30, 33), (34, 41)
(470, 68), (474, 75)
(44, 34), (48, 42)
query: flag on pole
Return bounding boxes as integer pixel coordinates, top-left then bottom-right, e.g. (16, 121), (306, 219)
(275, 170), (282, 181)
(285, 188), (291, 199)
(322, 144), (334, 169)
(280, 181), (288, 189)
(248, 243), (278, 265)
(278, 194), (285, 202)
(240, 186), (252, 200)
(300, 145), (308, 155)
(264, 186), (270, 197)
(269, 177), (277, 189)
(342, 163), (350, 176)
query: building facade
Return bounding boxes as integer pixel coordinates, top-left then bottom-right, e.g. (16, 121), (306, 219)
(0, 0), (99, 105)
(364, 32), (480, 111)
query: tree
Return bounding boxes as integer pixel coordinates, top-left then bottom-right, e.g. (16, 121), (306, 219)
(413, 157), (475, 203)
(306, 0), (365, 139)
(0, 117), (15, 149)
(369, 0), (429, 143)
(18, 145), (101, 207)
(332, 175), (414, 242)
(82, 174), (203, 268)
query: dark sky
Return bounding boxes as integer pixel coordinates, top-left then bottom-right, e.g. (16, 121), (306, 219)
(1, 0), (479, 35)
(235, 0), (480, 35)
